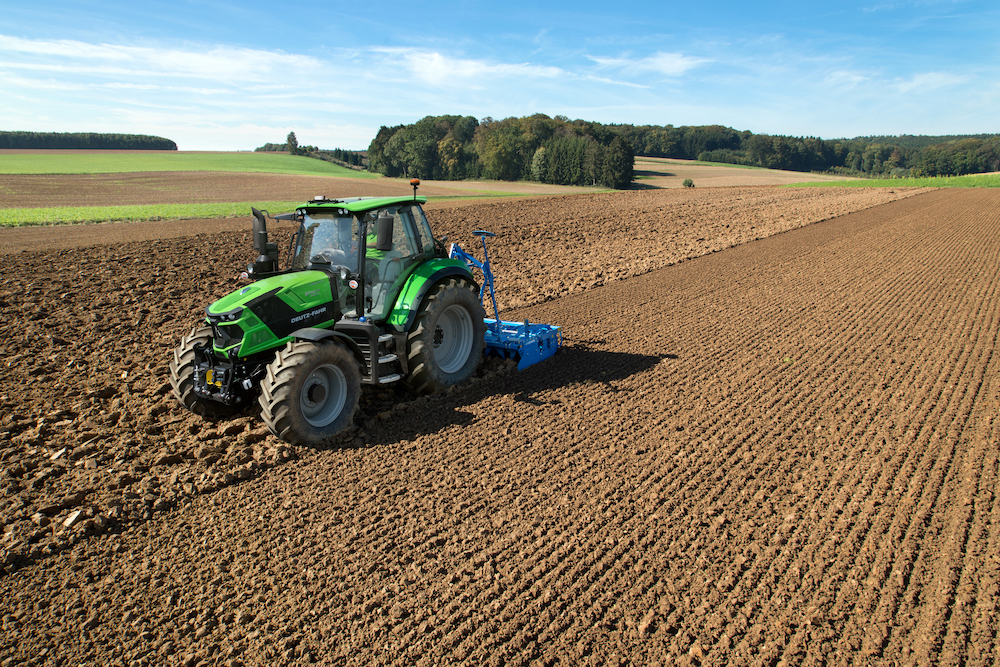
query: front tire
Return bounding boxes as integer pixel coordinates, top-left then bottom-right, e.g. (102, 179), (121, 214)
(404, 279), (486, 394)
(259, 340), (361, 445)
(169, 325), (242, 418)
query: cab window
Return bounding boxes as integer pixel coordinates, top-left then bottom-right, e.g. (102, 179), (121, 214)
(293, 211), (357, 269)
(411, 205), (436, 255)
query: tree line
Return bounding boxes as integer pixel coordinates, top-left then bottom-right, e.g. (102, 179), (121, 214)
(265, 121), (1000, 183)
(255, 132), (366, 168)
(367, 115), (634, 189)
(614, 124), (1000, 177)
(0, 131), (177, 150)
(255, 132), (318, 155)
(313, 148), (366, 167)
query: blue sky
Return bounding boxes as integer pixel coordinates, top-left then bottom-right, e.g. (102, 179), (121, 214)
(0, 0), (996, 150)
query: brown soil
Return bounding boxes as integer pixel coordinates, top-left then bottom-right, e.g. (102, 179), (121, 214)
(0, 157), (851, 213)
(2, 184), (999, 666)
(0, 172), (600, 211)
(634, 157), (854, 188)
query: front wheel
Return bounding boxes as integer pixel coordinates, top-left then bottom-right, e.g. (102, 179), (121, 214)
(259, 340), (361, 445)
(404, 279), (486, 394)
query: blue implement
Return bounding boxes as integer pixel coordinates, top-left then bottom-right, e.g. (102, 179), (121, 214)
(484, 318), (563, 370)
(449, 231), (562, 370)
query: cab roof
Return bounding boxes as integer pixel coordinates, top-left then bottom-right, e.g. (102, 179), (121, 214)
(298, 195), (427, 214)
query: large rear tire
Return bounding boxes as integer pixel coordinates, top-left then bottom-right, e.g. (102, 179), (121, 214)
(259, 340), (361, 445)
(169, 325), (243, 418)
(404, 279), (486, 394)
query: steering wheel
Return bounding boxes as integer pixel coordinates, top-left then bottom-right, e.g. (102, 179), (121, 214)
(317, 248), (349, 264)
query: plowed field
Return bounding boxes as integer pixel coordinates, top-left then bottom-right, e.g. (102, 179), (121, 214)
(0, 171), (600, 211)
(2, 185), (999, 666)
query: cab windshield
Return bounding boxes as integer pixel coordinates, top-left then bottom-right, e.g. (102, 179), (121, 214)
(292, 211), (359, 270)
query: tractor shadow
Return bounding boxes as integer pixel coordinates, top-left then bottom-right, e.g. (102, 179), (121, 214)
(340, 343), (677, 448)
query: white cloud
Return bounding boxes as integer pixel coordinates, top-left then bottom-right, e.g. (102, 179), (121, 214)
(588, 51), (711, 77)
(0, 71), (89, 92)
(824, 70), (870, 88)
(582, 75), (650, 89)
(0, 35), (323, 83)
(894, 71), (970, 94)
(0, 70), (227, 96)
(371, 47), (564, 87)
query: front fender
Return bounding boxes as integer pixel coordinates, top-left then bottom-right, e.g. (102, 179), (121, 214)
(291, 327), (364, 365)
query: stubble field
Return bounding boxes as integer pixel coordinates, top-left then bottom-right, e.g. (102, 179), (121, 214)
(1, 171), (998, 666)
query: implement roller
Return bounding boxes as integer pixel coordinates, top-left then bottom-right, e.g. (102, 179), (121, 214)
(449, 231), (562, 370)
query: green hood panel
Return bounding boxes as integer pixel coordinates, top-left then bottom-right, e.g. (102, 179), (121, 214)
(207, 271), (338, 357)
(208, 271), (333, 314)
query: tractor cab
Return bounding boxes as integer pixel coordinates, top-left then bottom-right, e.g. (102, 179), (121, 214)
(289, 198), (439, 322)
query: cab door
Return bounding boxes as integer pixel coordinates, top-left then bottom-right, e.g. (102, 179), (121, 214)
(366, 205), (425, 320)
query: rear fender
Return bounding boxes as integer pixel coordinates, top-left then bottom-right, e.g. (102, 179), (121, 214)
(386, 259), (477, 332)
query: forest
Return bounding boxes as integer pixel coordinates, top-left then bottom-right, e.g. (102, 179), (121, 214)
(616, 125), (1000, 177)
(0, 131), (177, 150)
(367, 115), (633, 189)
(365, 115), (999, 187)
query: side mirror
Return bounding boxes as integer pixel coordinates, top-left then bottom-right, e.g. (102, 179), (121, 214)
(376, 215), (394, 252)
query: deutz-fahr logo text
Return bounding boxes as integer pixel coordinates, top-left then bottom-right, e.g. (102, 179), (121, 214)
(290, 306), (327, 324)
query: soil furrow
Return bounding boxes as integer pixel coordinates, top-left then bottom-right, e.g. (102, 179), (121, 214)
(3, 188), (1000, 666)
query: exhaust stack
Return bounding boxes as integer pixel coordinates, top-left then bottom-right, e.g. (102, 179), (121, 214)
(251, 207), (280, 276)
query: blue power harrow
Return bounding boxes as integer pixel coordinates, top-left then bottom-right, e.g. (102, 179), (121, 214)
(449, 231), (562, 370)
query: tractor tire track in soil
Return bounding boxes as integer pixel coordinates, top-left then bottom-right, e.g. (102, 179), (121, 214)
(1, 187), (998, 665)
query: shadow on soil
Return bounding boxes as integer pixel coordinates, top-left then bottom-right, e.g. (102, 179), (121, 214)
(629, 169), (673, 190)
(635, 169), (675, 178)
(344, 343), (675, 448)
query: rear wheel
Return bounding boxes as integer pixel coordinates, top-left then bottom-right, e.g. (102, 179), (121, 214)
(404, 279), (486, 394)
(169, 325), (242, 418)
(259, 340), (361, 445)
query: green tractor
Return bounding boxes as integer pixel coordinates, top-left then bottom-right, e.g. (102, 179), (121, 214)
(169, 182), (487, 445)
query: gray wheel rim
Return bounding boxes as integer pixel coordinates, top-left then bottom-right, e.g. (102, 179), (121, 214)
(434, 304), (474, 374)
(300, 363), (348, 427)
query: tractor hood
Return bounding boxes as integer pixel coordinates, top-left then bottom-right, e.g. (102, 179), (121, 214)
(205, 271), (339, 357)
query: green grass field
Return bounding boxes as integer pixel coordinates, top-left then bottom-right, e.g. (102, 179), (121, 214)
(0, 151), (378, 177)
(0, 201), (304, 227)
(789, 173), (1000, 188)
(635, 157), (764, 171)
(0, 194), (544, 227)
